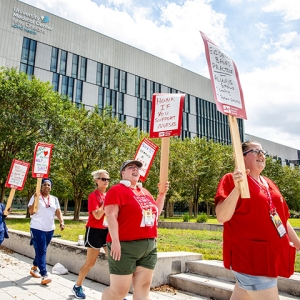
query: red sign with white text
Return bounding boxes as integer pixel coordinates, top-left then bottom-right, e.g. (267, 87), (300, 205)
(32, 142), (54, 178)
(150, 93), (185, 138)
(5, 159), (30, 190)
(134, 138), (159, 182)
(200, 31), (247, 119)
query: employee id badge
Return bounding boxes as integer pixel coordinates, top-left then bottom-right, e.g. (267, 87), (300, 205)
(270, 212), (286, 238)
(144, 209), (154, 227)
(103, 216), (108, 227)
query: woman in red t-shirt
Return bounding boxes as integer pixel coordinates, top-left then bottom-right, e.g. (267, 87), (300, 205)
(102, 160), (169, 300)
(72, 169), (110, 299)
(215, 141), (300, 300)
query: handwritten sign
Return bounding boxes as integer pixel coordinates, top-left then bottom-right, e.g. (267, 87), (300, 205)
(134, 138), (159, 182)
(5, 159), (30, 190)
(200, 31), (247, 119)
(32, 142), (54, 178)
(149, 93), (185, 138)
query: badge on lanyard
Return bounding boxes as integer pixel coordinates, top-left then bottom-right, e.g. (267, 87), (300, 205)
(144, 209), (154, 226)
(270, 212), (286, 238)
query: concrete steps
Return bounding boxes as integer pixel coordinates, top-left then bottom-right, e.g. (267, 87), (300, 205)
(169, 260), (300, 300)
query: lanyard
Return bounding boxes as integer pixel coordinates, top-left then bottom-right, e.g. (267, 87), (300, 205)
(42, 195), (50, 208)
(94, 190), (105, 204)
(248, 175), (276, 214)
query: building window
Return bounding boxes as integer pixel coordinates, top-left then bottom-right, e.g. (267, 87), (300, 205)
(121, 71), (127, 93)
(135, 76), (140, 97)
(185, 95), (190, 113)
(98, 87), (104, 111)
(104, 65), (110, 88)
(96, 62), (103, 85)
(71, 54), (79, 78)
(59, 50), (67, 75)
(118, 93), (124, 114)
(141, 78), (146, 99)
(68, 77), (74, 100)
(52, 73), (59, 92)
(106, 89), (111, 107)
(61, 76), (68, 95)
(137, 98), (142, 118)
(143, 100), (149, 120)
(114, 69), (120, 91)
(75, 80), (83, 104)
(155, 83), (161, 93)
(111, 90), (117, 116)
(50, 47), (59, 72)
(20, 38), (36, 75)
(80, 57), (87, 81)
(150, 81), (155, 99)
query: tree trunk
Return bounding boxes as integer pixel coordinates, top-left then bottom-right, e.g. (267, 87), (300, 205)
(73, 198), (82, 221)
(206, 201), (210, 216)
(164, 198), (169, 218)
(188, 201), (193, 217)
(63, 199), (68, 216)
(168, 202), (174, 217)
(193, 198), (198, 217)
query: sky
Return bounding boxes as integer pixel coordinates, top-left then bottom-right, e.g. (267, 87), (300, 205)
(21, 0), (300, 150)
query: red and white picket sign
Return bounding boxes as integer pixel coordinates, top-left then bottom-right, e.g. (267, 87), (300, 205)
(134, 138), (159, 182)
(4, 159), (30, 215)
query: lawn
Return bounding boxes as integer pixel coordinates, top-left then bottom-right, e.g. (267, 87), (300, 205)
(4, 217), (300, 272)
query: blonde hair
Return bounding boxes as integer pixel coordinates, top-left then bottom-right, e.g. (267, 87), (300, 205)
(91, 169), (109, 180)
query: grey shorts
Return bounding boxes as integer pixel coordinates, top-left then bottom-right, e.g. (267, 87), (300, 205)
(232, 271), (277, 291)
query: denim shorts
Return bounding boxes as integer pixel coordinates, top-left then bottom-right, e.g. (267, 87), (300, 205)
(232, 271), (277, 291)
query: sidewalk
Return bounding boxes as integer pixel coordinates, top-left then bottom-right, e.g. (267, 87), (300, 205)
(0, 246), (210, 300)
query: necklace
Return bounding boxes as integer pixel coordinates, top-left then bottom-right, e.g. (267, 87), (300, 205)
(42, 194), (50, 208)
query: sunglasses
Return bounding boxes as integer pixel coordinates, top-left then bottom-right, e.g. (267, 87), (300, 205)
(97, 177), (110, 182)
(243, 149), (267, 156)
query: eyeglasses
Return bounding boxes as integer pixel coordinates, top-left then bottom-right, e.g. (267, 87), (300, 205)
(243, 149), (267, 156)
(97, 178), (110, 182)
(126, 165), (141, 171)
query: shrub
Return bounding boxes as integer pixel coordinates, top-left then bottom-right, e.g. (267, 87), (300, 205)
(196, 212), (208, 223)
(182, 213), (190, 222)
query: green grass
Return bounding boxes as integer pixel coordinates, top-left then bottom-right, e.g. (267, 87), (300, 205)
(4, 217), (300, 272)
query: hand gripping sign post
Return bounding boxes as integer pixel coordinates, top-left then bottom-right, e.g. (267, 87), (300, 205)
(32, 142), (54, 212)
(4, 159), (30, 215)
(200, 31), (249, 198)
(149, 93), (185, 193)
(134, 137), (159, 182)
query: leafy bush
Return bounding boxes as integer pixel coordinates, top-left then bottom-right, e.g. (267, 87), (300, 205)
(182, 213), (190, 222)
(196, 212), (208, 223)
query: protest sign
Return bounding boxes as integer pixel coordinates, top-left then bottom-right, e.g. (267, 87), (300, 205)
(134, 138), (159, 182)
(32, 142), (54, 212)
(150, 93), (185, 193)
(201, 31), (249, 198)
(4, 159), (30, 215)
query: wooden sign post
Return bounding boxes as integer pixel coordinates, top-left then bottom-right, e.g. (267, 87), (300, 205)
(4, 159), (30, 215)
(228, 115), (250, 198)
(149, 93), (185, 193)
(201, 31), (249, 198)
(31, 142), (54, 212)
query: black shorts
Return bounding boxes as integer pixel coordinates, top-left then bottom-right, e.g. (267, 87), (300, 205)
(84, 227), (108, 249)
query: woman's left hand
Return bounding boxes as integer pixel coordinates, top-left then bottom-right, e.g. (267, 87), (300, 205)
(59, 222), (65, 231)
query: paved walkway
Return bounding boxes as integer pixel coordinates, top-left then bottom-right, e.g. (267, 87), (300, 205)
(0, 246), (210, 300)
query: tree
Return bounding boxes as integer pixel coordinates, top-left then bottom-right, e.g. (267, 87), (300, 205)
(0, 67), (66, 203)
(54, 106), (142, 220)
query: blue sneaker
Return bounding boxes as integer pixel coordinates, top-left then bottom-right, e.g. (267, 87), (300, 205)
(72, 285), (86, 299)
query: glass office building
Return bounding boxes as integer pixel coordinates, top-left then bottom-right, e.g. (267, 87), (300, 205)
(1, 0), (244, 144)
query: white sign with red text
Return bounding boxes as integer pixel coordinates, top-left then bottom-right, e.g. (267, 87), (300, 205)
(5, 159), (30, 190)
(134, 138), (159, 182)
(200, 31), (247, 119)
(32, 142), (54, 178)
(150, 93), (185, 138)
